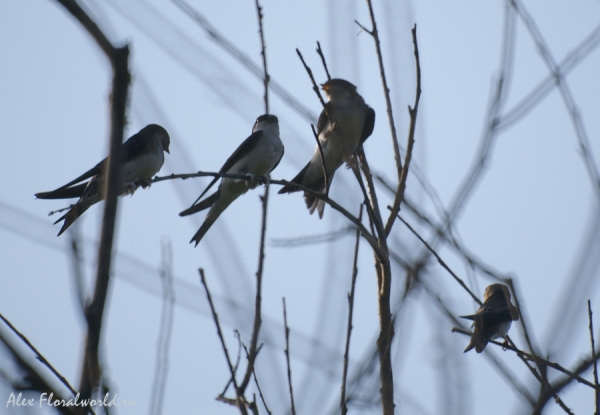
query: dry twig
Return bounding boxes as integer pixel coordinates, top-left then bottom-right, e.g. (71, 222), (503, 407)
(282, 298), (297, 415)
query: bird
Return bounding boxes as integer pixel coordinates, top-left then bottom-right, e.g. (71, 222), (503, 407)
(461, 283), (520, 353)
(35, 124), (170, 236)
(278, 78), (375, 218)
(179, 114), (284, 246)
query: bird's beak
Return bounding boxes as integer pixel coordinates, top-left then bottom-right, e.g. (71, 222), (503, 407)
(321, 83), (329, 91)
(165, 147), (170, 154)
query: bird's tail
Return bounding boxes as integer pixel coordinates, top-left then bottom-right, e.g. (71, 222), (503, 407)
(35, 183), (88, 200)
(55, 203), (89, 236)
(180, 192), (218, 217)
(188, 190), (237, 246)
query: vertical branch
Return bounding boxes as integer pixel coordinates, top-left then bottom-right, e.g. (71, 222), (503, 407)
(357, 0), (402, 185)
(199, 269), (247, 415)
(341, 205), (364, 414)
(282, 298), (297, 415)
(150, 240), (176, 415)
(385, 25), (421, 236)
(239, 2), (271, 394)
(254, 0), (269, 114)
(79, 44), (130, 401)
(69, 227), (86, 316)
(316, 41), (331, 80)
(53, 0), (131, 402)
(53, 0), (130, 403)
(239, 184), (270, 393)
(589, 300), (600, 415)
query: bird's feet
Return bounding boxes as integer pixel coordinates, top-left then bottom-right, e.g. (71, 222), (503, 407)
(123, 181), (140, 196)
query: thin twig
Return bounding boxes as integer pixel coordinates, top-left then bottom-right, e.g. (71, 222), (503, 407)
(385, 25), (421, 236)
(239, 185), (270, 393)
(171, 0), (316, 122)
(391, 210), (481, 305)
(357, 0), (402, 196)
(282, 298), (297, 415)
(341, 205), (364, 414)
(242, 344), (272, 415)
(69, 227), (86, 316)
(511, 0), (600, 199)
(589, 300), (600, 414)
(311, 123), (329, 197)
(199, 269), (248, 415)
(0, 312), (78, 396)
(157, 172), (383, 258)
(504, 278), (552, 411)
(453, 326), (600, 393)
(316, 41), (331, 80)
(296, 48), (327, 108)
(254, 0), (269, 114)
(149, 240), (176, 415)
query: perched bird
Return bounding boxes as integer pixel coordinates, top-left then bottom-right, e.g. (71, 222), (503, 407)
(461, 283), (520, 353)
(36, 124), (170, 236)
(180, 114), (284, 246)
(278, 78), (375, 218)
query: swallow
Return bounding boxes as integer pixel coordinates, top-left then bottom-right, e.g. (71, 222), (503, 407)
(35, 124), (170, 236)
(179, 114), (284, 246)
(278, 78), (375, 218)
(461, 283), (520, 353)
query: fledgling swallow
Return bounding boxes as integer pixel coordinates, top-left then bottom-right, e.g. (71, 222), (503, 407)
(461, 283), (520, 353)
(35, 124), (170, 236)
(278, 78), (375, 218)
(179, 114), (284, 246)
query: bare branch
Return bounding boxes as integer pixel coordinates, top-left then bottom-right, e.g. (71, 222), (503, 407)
(316, 41), (331, 80)
(239, 184), (270, 393)
(359, 0), (402, 201)
(149, 240), (176, 415)
(282, 298), (297, 415)
(254, 0), (269, 114)
(0, 312), (78, 397)
(171, 0), (316, 122)
(199, 269), (248, 415)
(385, 25), (421, 236)
(589, 300), (600, 414)
(157, 171), (383, 258)
(391, 210), (481, 305)
(296, 48), (326, 108)
(53, 0), (113, 58)
(341, 205), (363, 414)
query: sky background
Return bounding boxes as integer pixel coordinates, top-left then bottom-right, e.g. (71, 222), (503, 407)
(1, 0), (600, 414)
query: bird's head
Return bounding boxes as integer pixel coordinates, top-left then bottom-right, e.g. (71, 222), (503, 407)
(321, 78), (358, 100)
(253, 114), (279, 136)
(143, 124), (170, 154)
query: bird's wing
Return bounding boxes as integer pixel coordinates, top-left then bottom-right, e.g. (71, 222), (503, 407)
(189, 131), (265, 207)
(121, 131), (153, 163)
(35, 160), (105, 199)
(269, 144), (284, 173)
(316, 103), (333, 136)
(359, 106), (376, 146)
(219, 130), (264, 173)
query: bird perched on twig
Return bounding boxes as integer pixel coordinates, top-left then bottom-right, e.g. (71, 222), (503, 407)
(35, 124), (170, 236)
(179, 114), (284, 246)
(461, 283), (520, 353)
(278, 78), (375, 218)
